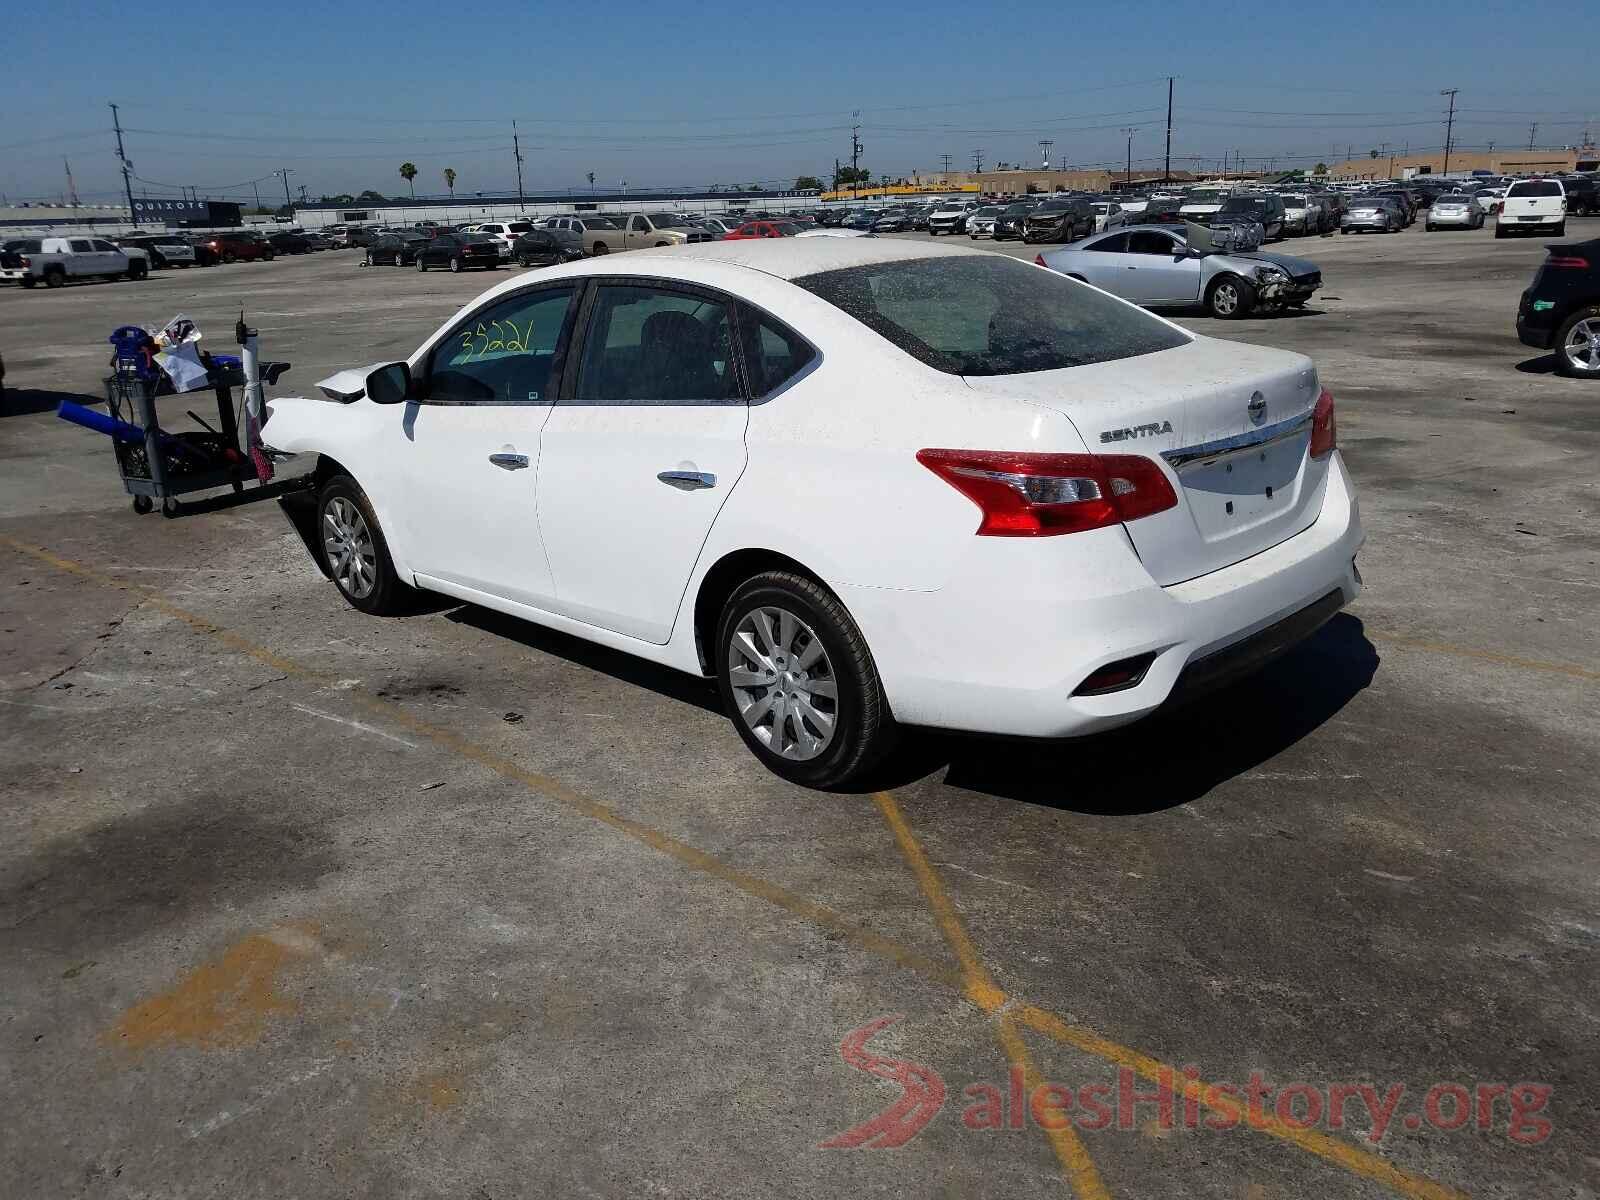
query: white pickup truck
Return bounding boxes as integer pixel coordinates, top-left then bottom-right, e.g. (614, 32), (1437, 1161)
(2, 236), (150, 288)
(1495, 179), (1566, 238)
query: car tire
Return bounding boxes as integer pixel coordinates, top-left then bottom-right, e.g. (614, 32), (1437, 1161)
(394, 252), (404, 267)
(1494, 224), (1507, 239)
(20, 277), (36, 288)
(127, 260), (148, 280)
(592, 243), (609, 255)
(1206, 275), (1255, 320)
(1426, 224), (1435, 232)
(416, 258), (426, 271)
(223, 252), (236, 263)
(317, 474), (413, 616)
(1553, 222), (1565, 237)
(1554, 305), (1600, 378)
(449, 257), (463, 273)
(263, 253), (274, 261)
(715, 570), (895, 789)
(44, 269), (64, 288)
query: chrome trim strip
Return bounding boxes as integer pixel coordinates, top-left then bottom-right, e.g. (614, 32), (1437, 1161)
(1160, 411), (1313, 470)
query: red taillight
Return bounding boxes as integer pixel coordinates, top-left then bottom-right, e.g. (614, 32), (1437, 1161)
(916, 449), (1177, 537)
(18, 256), (29, 268)
(1034, 253), (1047, 267)
(1309, 388), (1337, 459)
(1547, 254), (1590, 269)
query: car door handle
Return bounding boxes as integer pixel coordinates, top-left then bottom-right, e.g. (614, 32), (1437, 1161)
(657, 470), (716, 491)
(488, 452), (530, 470)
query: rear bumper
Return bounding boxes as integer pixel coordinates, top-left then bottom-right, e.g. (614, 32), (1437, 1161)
(844, 452), (1364, 738)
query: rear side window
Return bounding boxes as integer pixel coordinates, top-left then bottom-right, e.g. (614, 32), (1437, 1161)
(575, 285), (740, 404)
(740, 307), (815, 397)
(1507, 181), (1562, 197)
(794, 255), (1188, 376)
(70, 239), (94, 252)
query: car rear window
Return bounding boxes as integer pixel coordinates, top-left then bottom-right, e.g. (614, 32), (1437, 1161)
(794, 255), (1189, 377)
(1507, 181), (1562, 197)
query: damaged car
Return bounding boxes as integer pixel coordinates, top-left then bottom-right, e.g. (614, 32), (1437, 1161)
(1036, 222), (1321, 319)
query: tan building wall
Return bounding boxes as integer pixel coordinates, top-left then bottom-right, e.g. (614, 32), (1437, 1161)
(1325, 149), (1584, 181)
(972, 168), (1114, 193)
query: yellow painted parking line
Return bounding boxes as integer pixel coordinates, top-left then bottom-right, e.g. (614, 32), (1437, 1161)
(1016, 1006), (1466, 1200)
(2, 535), (1467, 1199)
(874, 790), (1111, 1200)
(1368, 631), (1599, 683)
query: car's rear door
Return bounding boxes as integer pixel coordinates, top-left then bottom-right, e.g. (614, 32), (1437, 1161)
(535, 278), (750, 644)
(396, 283), (579, 607)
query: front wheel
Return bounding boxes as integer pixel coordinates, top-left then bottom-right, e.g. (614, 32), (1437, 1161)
(715, 571), (895, 789)
(1555, 306), (1600, 378)
(449, 256), (463, 273)
(394, 252), (404, 267)
(1206, 275), (1256, 319)
(1553, 222), (1565, 237)
(416, 257), (426, 271)
(317, 475), (412, 615)
(592, 242), (609, 255)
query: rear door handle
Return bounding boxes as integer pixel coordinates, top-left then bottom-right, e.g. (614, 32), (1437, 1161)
(489, 452), (530, 470)
(657, 470), (716, 491)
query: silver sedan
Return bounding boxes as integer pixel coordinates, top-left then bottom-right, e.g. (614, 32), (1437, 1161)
(1037, 225), (1322, 319)
(1425, 193), (1486, 231)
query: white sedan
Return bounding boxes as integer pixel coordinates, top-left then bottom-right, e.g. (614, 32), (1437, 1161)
(264, 240), (1362, 787)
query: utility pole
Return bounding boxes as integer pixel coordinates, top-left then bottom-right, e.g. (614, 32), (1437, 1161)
(63, 159), (80, 206)
(109, 103), (137, 222)
(1163, 76), (1174, 183)
(252, 181), (262, 210)
(275, 168), (294, 210)
(1039, 139), (1053, 170)
(972, 148), (983, 174)
(1122, 127), (1135, 186)
(1526, 121), (1537, 151)
(1439, 88), (1459, 175)
(850, 112), (863, 197)
(939, 152), (953, 177)
(513, 120), (526, 211)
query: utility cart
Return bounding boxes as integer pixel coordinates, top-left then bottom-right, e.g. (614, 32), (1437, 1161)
(68, 323), (291, 518)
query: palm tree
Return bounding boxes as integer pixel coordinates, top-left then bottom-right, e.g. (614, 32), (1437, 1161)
(399, 161), (418, 199)
(443, 168), (456, 199)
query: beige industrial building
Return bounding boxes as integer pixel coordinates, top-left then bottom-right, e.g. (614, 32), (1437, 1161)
(1326, 147), (1596, 181)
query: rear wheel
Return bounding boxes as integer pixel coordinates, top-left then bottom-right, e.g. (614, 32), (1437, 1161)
(1555, 306), (1600, 378)
(449, 256), (463, 273)
(416, 257), (426, 271)
(1206, 275), (1255, 320)
(44, 269), (65, 288)
(592, 242), (609, 255)
(317, 475), (413, 615)
(127, 260), (148, 280)
(394, 252), (403, 267)
(1494, 224), (1507, 239)
(1553, 222), (1565, 237)
(715, 571), (895, 789)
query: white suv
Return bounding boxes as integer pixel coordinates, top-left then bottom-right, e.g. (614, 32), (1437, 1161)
(1496, 179), (1566, 238)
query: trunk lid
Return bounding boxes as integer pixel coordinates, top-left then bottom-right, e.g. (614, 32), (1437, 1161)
(962, 336), (1328, 585)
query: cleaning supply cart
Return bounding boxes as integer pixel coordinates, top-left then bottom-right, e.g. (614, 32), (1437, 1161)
(62, 320), (291, 518)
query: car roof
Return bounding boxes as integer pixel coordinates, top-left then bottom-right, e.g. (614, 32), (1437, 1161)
(631, 236), (986, 280)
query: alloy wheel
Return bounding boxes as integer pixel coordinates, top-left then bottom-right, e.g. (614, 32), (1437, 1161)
(1212, 282), (1239, 315)
(726, 606), (838, 761)
(1563, 318), (1600, 374)
(323, 496), (377, 600)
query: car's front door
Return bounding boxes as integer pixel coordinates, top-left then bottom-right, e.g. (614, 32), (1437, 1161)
(536, 280), (750, 644)
(1124, 229), (1202, 303)
(396, 284), (578, 607)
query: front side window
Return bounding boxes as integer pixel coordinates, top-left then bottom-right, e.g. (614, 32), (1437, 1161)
(630, 216), (648, 232)
(574, 285), (740, 404)
(429, 287), (575, 405)
(92, 240), (118, 252)
(795, 255), (1188, 376)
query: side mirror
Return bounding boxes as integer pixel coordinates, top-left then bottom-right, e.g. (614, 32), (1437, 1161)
(366, 361), (412, 405)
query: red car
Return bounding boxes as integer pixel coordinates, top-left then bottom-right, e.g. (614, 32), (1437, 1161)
(723, 220), (803, 240)
(200, 231), (275, 263)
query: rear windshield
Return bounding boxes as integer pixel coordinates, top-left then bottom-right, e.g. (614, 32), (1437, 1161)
(794, 255), (1189, 377)
(1507, 181), (1562, 197)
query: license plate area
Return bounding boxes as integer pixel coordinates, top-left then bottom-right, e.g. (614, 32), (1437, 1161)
(1176, 434), (1308, 544)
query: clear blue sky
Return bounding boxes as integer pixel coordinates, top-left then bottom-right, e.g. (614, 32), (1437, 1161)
(3, 0), (1595, 205)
